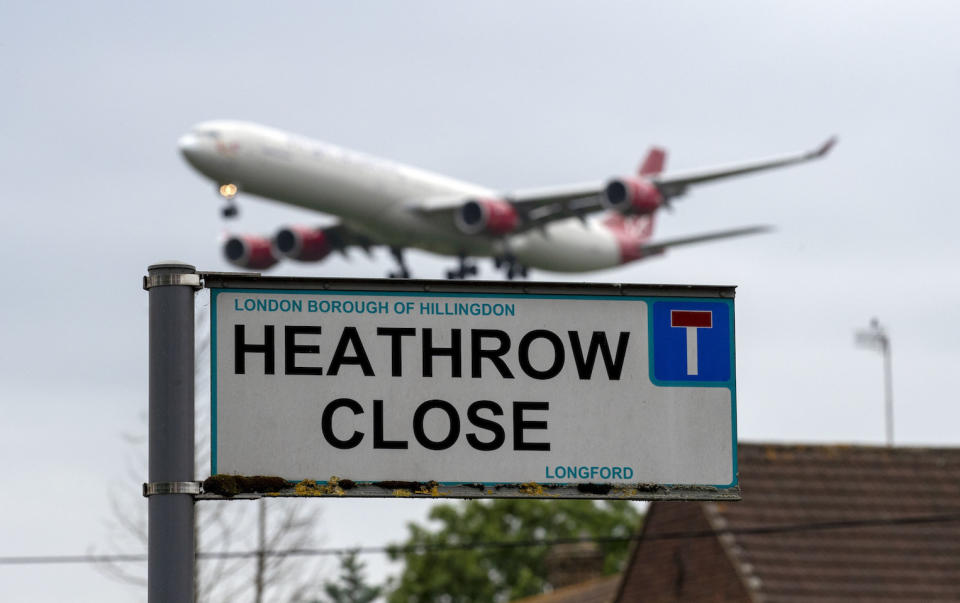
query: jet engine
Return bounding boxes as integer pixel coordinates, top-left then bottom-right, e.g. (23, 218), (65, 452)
(274, 226), (333, 262)
(454, 198), (520, 235)
(223, 234), (279, 270)
(602, 177), (663, 215)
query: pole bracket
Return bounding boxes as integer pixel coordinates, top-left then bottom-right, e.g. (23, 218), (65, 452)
(143, 273), (202, 291)
(142, 481), (203, 497)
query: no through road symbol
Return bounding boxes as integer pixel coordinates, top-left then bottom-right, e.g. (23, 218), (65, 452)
(652, 301), (732, 383)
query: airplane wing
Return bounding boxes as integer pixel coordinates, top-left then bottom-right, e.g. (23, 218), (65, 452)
(653, 137), (837, 199)
(320, 222), (378, 255)
(502, 182), (608, 228)
(414, 137), (835, 236)
(639, 225), (773, 256)
(412, 181), (606, 232)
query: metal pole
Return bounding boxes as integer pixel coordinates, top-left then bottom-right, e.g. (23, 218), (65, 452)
(883, 338), (894, 447)
(146, 262), (198, 602)
(855, 318), (894, 447)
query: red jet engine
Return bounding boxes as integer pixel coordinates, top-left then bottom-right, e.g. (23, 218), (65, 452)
(223, 234), (279, 270)
(274, 226), (333, 262)
(455, 198), (520, 235)
(602, 177), (663, 215)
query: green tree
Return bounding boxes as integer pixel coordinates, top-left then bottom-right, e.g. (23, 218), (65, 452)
(320, 550), (382, 603)
(387, 499), (641, 602)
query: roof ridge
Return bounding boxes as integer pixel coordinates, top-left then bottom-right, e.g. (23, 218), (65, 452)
(741, 441), (960, 453)
(704, 502), (764, 602)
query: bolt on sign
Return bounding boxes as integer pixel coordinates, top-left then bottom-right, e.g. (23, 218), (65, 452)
(204, 274), (740, 501)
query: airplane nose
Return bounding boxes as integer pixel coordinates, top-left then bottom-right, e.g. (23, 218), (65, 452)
(178, 133), (201, 163)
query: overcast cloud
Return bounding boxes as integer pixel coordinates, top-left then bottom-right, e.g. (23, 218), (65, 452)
(2, 1), (959, 601)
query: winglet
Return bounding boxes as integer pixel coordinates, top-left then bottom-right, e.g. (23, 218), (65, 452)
(813, 136), (838, 158)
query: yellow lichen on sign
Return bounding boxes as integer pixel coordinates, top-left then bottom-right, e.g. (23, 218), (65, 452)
(392, 489), (412, 497)
(293, 480), (320, 496)
(294, 477), (345, 497)
(416, 482), (443, 496)
(518, 482), (546, 496)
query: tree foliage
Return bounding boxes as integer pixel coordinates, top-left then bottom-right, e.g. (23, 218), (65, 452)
(319, 550), (382, 603)
(387, 499), (641, 602)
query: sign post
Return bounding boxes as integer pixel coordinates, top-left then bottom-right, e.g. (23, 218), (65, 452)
(144, 262), (201, 602)
(203, 275), (740, 501)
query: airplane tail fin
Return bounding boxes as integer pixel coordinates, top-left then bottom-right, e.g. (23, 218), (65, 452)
(603, 212), (657, 263)
(639, 147), (667, 176)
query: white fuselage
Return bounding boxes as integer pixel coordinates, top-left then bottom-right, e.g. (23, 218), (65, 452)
(179, 121), (626, 272)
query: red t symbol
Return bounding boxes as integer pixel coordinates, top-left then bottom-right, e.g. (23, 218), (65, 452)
(671, 310), (713, 375)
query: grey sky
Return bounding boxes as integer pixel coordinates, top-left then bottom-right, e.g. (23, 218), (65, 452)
(2, 1), (959, 600)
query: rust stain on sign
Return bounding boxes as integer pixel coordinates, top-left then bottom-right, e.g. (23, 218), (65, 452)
(203, 474), (289, 497)
(577, 483), (613, 495)
(373, 480), (421, 490)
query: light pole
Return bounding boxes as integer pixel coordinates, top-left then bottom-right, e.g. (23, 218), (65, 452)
(855, 318), (893, 446)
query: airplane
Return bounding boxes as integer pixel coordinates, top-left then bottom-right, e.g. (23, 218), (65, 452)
(178, 120), (835, 279)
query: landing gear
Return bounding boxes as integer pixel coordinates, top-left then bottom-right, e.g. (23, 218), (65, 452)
(496, 255), (528, 280)
(218, 183), (240, 219)
(506, 263), (528, 280)
(388, 247), (411, 278)
(445, 254), (479, 280)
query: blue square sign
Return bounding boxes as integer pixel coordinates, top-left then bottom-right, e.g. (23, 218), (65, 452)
(652, 300), (731, 383)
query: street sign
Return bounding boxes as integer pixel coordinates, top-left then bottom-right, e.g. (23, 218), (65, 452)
(205, 275), (739, 500)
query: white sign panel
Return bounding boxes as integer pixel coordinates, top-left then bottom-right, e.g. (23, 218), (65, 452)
(209, 280), (738, 499)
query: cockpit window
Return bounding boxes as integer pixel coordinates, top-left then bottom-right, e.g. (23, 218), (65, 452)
(196, 129), (221, 139)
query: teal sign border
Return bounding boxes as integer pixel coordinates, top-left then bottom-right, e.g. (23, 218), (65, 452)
(210, 288), (738, 489)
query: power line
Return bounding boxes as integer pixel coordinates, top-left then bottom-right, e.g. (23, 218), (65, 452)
(4, 511), (960, 567)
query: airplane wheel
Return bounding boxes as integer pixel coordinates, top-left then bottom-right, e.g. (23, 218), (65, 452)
(445, 270), (458, 280)
(466, 265), (479, 276)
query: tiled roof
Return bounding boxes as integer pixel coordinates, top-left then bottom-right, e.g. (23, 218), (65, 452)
(515, 574), (622, 603)
(715, 443), (960, 602)
(616, 500), (752, 602)
(618, 443), (960, 602)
